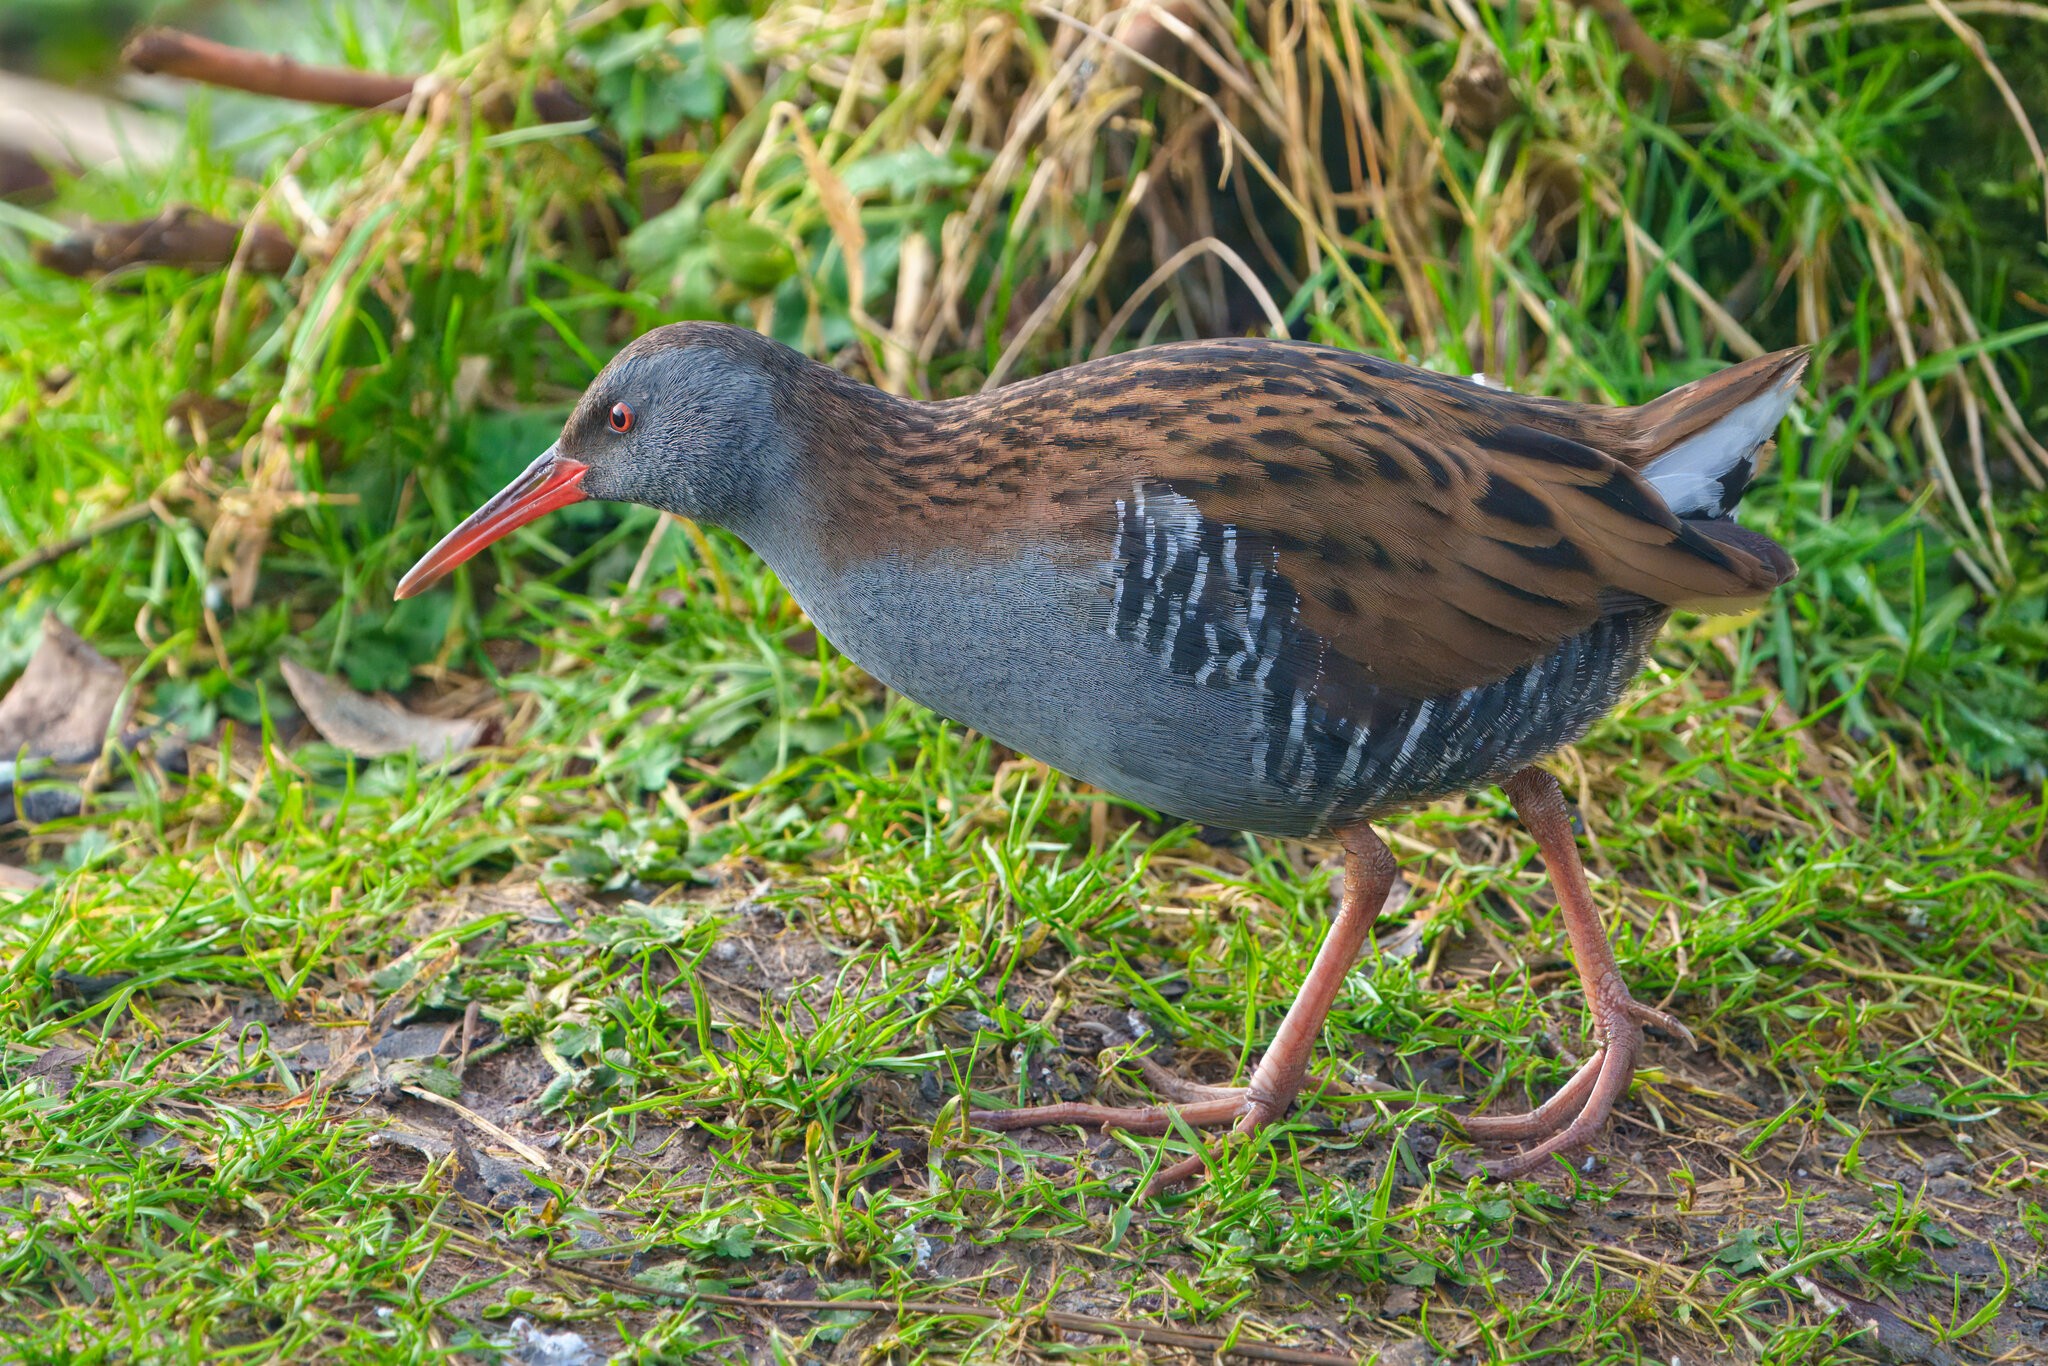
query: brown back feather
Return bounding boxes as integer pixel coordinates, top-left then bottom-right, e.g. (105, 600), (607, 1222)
(792, 339), (1802, 698)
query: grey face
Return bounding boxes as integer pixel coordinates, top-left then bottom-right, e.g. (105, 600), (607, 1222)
(393, 335), (804, 601)
(562, 344), (787, 529)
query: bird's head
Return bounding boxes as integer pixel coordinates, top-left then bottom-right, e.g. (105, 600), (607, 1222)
(394, 323), (796, 600)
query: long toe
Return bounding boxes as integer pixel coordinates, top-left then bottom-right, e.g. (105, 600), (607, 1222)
(971, 1053), (1340, 1192)
(978, 826), (1399, 1191)
(1468, 1024), (1648, 1177)
(968, 1090), (1250, 1136)
(1142, 1092), (1292, 1195)
(969, 1085), (1256, 1194)
(1626, 997), (1698, 1049)
(1460, 1045), (1607, 1143)
(1146, 1149), (1215, 1195)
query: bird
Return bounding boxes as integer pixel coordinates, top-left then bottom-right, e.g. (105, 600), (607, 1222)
(395, 323), (1805, 1187)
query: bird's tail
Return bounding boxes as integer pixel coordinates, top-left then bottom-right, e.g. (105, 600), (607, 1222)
(1629, 347), (1809, 521)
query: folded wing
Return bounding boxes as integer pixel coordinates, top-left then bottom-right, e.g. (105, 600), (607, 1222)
(1140, 345), (1807, 697)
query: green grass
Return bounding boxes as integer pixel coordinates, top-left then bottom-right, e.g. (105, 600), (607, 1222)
(1, 0), (2045, 1361)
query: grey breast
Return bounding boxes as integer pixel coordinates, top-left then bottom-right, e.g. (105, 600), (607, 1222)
(770, 544), (1326, 833)
(750, 485), (1664, 838)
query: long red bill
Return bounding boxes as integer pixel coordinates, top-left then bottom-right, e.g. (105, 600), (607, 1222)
(394, 446), (589, 600)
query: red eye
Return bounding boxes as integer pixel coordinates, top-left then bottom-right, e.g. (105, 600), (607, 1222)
(608, 402), (634, 433)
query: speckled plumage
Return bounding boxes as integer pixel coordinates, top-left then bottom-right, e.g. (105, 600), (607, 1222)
(397, 322), (1808, 1183)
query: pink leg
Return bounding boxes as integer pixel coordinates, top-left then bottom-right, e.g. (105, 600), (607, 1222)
(1465, 767), (1695, 1177)
(970, 825), (1398, 1193)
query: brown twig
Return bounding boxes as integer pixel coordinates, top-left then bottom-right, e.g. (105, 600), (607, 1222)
(125, 27), (415, 109)
(545, 1258), (1363, 1365)
(34, 206), (296, 278)
(0, 502), (158, 587)
(0, 145), (55, 203)
(122, 26), (589, 126)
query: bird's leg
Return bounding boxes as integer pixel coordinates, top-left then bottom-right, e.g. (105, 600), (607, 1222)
(1464, 767), (1696, 1177)
(970, 825), (1397, 1194)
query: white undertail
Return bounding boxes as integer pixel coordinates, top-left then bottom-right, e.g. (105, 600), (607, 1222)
(1641, 376), (1802, 520)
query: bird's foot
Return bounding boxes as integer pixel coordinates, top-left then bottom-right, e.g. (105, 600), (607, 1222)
(1463, 993), (1693, 1178)
(974, 824), (1400, 1196)
(969, 1053), (1256, 1138)
(970, 1054), (1359, 1195)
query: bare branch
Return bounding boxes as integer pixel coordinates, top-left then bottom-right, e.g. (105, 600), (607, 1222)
(34, 206), (296, 278)
(122, 27), (589, 125)
(124, 28), (416, 110)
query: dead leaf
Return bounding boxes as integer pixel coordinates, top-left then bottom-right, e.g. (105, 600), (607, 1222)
(449, 1129), (491, 1202)
(34, 205), (296, 278)
(1373, 925), (1425, 967)
(318, 942), (462, 1094)
(1381, 1285), (1422, 1316)
(1795, 1275), (1961, 1366)
(0, 863), (44, 891)
(0, 614), (128, 764)
(17, 1044), (86, 1098)
(280, 658), (482, 761)
(52, 970), (135, 1003)
(367, 1126), (452, 1161)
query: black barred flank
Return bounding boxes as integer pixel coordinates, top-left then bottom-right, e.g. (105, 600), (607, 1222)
(1105, 479), (1667, 827)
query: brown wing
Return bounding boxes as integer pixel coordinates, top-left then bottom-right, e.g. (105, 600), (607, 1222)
(1135, 345), (1798, 696)
(946, 341), (1795, 698)
(847, 339), (1798, 699)
(1175, 418), (1786, 695)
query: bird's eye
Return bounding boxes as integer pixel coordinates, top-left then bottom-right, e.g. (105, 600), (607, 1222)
(608, 402), (635, 434)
